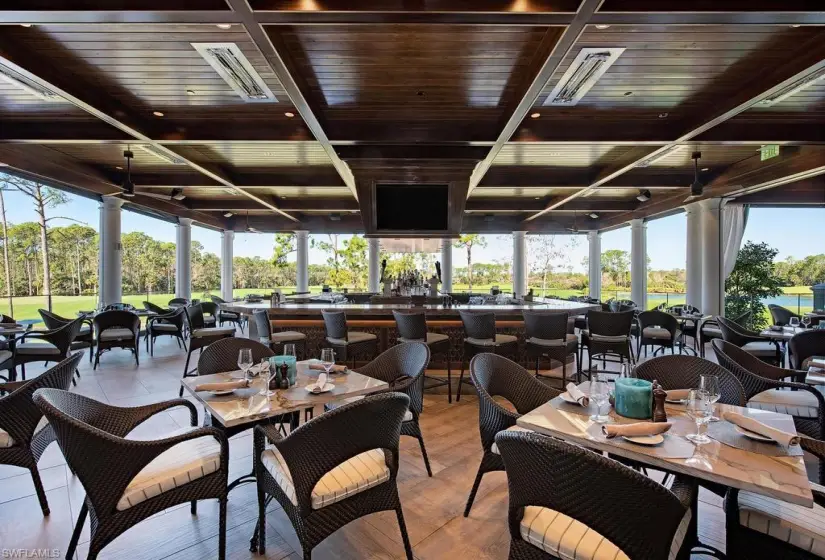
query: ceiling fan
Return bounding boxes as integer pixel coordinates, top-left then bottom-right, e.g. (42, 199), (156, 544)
(108, 147), (186, 202)
(683, 151), (704, 202)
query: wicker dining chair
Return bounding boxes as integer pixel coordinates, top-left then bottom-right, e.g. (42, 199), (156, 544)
(634, 354), (746, 406)
(0, 352), (82, 516)
(496, 429), (696, 560)
(325, 342), (433, 476)
(725, 435), (825, 560)
(456, 310), (518, 401)
(579, 309), (636, 375)
(637, 310), (682, 359)
(522, 311), (579, 385)
(211, 295), (244, 332)
(697, 310), (750, 358)
(768, 303), (802, 327)
(145, 307), (186, 356)
(252, 309), (307, 358)
(199, 300), (219, 327)
(464, 353), (561, 517)
(15, 317), (84, 380)
(168, 297), (189, 307)
(253, 392), (414, 559)
(321, 310), (378, 365)
(179, 304), (236, 396)
(788, 329), (825, 370)
(713, 339), (824, 440)
(717, 316), (781, 365)
(40, 308), (95, 364)
(33, 388), (229, 560)
(92, 309), (140, 369)
(392, 310), (452, 401)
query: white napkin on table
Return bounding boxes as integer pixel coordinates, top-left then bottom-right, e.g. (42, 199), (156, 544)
(565, 383), (589, 407)
(723, 411), (800, 447)
(312, 373), (328, 394)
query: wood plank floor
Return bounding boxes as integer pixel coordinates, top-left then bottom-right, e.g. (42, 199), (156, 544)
(1, 334), (728, 559)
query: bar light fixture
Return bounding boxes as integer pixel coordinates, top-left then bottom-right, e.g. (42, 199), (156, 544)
(192, 43), (277, 103)
(544, 47), (625, 106)
(758, 66), (825, 107)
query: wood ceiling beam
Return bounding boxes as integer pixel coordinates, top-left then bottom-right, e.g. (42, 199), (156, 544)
(480, 166), (692, 188)
(0, 11), (244, 25)
(126, 168), (346, 188)
(189, 197), (359, 212)
(238, 213), (363, 234)
(525, 31), (825, 222)
(726, 178), (825, 206)
(224, 0), (357, 201)
(465, 198), (639, 212)
(461, 214), (588, 234)
(466, 0), (604, 197)
(591, 11), (825, 27)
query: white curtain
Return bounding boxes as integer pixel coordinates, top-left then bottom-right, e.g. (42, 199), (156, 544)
(722, 202), (749, 280)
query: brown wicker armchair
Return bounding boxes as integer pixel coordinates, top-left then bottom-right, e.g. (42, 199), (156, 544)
(179, 304), (235, 396)
(717, 316), (781, 364)
(457, 310), (518, 401)
(253, 393), (414, 559)
(146, 307), (186, 355)
(92, 310), (141, 369)
(393, 310), (452, 401)
(0, 352), (82, 516)
(713, 339), (824, 439)
(768, 303), (801, 327)
(789, 329), (825, 370)
(15, 317), (84, 380)
(252, 309), (307, 357)
(496, 429), (696, 560)
(40, 308), (94, 364)
(637, 310), (682, 359)
(464, 353), (561, 517)
(33, 388), (229, 560)
(211, 295), (244, 332)
(580, 309), (636, 376)
(634, 354), (746, 406)
(523, 310), (579, 385)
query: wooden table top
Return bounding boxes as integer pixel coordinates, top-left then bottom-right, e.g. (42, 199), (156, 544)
(181, 360), (388, 428)
(518, 387), (813, 507)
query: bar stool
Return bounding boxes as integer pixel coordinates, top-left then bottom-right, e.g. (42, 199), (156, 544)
(321, 310), (378, 366)
(523, 311), (579, 386)
(393, 310), (452, 402)
(252, 310), (307, 358)
(456, 310), (517, 401)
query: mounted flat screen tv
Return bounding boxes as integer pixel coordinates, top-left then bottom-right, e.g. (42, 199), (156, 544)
(375, 184), (449, 232)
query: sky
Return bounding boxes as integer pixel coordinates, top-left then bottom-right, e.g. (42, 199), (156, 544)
(2, 187), (823, 272)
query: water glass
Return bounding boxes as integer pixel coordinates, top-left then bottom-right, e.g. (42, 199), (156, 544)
(685, 389), (712, 445)
(699, 373), (721, 422)
(283, 343), (297, 358)
(320, 348), (336, 375)
(238, 348), (253, 380)
(264, 360), (278, 397)
(589, 372), (611, 424)
(802, 316), (812, 329)
(789, 317), (800, 328)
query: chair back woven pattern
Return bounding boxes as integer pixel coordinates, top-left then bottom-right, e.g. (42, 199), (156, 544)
(321, 310), (348, 340)
(38, 309), (71, 329)
(495, 430), (688, 560)
(200, 301), (218, 317)
(392, 311), (428, 341)
(198, 338), (274, 376)
(168, 297), (188, 306)
(588, 309), (635, 337)
(789, 330), (825, 370)
(523, 311), (569, 341)
(252, 310), (273, 341)
(459, 310), (497, 341)
(143, 301), (169, 315)
(46, 318), (86, 356)
(210, 295), (227, 304)
(94, 310), (139, 337)
(717, 316), (758, 346)
(712, 339), (782, 398)
(634, 355), (746, 406)
(768, 304), (799, 326)
(184, 304), (205, 330)
(638, 310), (679, 336)
(358, 342), (430, 413)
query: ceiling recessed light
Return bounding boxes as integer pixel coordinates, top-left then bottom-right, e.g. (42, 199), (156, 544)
(223, 212), (234, 218)
(534, 197), (540, 200)
(530, 112), (540, 119)
(153, 111), (164, 117)
(186, 89), (196, 96)
(624, 91), (633, 96)
(701, 167), (709, 171)
(20, 24), (32, 28)
(658, 112), (668, 118)
(595, 24), (610, 30)
(589, 213), (599, 219)
(115, 166), (123, 170)
(216, 24), (232, 30)
(790, 24), (801, 28)
(284, 111), (295, 118)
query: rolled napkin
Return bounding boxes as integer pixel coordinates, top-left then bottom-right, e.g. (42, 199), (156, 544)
(195, 379), (249, 393)
(309, 362), (347, 373)
(723, 411), (800, 447)
(665, 389), (690, 401)
(565, 382), (589, 407)
(602, 422), (672, 439)
(312, 373), (328, 394)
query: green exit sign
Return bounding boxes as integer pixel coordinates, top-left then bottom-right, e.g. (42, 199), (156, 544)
(760, 144), (780, 161)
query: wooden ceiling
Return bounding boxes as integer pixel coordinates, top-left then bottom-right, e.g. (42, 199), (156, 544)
(1, 1), (824, 235)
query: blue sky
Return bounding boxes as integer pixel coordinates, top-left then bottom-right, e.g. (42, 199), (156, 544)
(2, 188), (823, 271)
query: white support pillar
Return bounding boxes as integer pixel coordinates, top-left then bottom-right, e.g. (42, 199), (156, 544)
(440, 238), (453, 293)
(512, 231), (527, 298)
(175, 218), (192, 300)
(220, 230), (234, 302)
(587, 231), (602, 301)
(295, 230), (309, 293)
(685, 203), (703, 311)
(630, 219), (648, 310)
(700, 198), (724, 316)
(99, 196), (123, 307)
(368, 238), (380, 293)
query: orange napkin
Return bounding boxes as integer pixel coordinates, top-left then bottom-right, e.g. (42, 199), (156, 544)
(195, 379), (249, 392)
(723, 411), (800, 447)
(602, 422), (672, 439)
(309, 363), (347, 373)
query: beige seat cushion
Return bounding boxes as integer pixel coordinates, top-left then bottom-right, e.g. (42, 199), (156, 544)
(738, 482), (825, 557)
(261, 446), (389, 510)
(520, 504), (691, 560)
(0, 416), (49, 448)
(583, 331), (629, 343)
(327, 331), (377, 345)
(151, 323), (179, 333)
(117, 427), (221, 511)
(99, 328), (135, 341)
(271, 330), (307, 343)
(748, 388), (819, 418)
(203, 316), (216, 325)
(191, 327), (235, 338)
(491, 425), (531, 455)
(742, 341), (778, 358)
(327, 395), (413, 422)
(16, 341), (61, 355)
(643, 326), (678, 340)
(399, 332), (449, 345)
(527, 334), (577, 348)
(466, 334), (518, 347)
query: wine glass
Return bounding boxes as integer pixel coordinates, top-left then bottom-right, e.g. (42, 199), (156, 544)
(685, 389), (712, 445)
(589, 372), (611, 424)
(238, 348), (253, 380)
(789, 316), (800, 329)
(263, 360), (278, 397)
(802, 316), (812, 329)
(320, 348), (336, 376)
(700, 374), (721, 422)
(283, 343), (296, 358)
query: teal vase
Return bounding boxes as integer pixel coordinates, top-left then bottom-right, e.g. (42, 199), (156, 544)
(614, 378), (653, 419)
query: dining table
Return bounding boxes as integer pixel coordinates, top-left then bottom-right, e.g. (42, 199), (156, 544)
(666, 312), (709, 355)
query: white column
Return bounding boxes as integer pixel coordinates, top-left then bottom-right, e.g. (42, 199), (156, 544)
(220, 230), (234, 301)
(512, 231), (527, 298)
(630, 219), (647, 310)
(587, 231), (602, 301)
(700, 198), (724, 316)
(368, 238), (380, 293)
(295, 230), (309, 293)
(685, 203), (703, 310)
(99, 196), (123, 307)
(440, 238), (453, 293)
(175, 218), (192, 300)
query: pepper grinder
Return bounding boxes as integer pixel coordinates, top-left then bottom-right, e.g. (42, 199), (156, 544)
(279, 362), (290, 390)
(651, 379), (668, 423)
